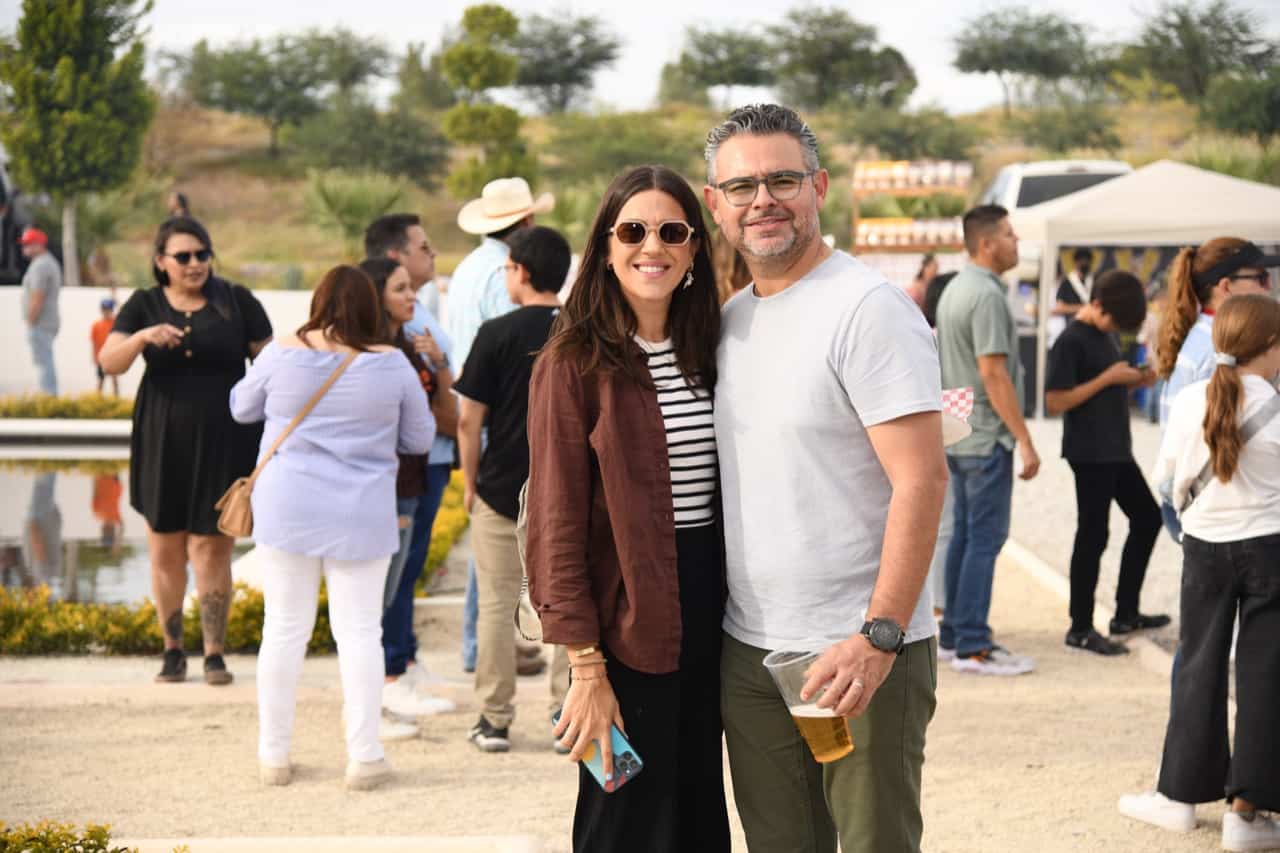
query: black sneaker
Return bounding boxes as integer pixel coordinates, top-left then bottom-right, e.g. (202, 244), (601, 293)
(203, 653), (234, 686)
(1109, 613), (1171, 635)
(468, 716), (510, 753)
(155, 648), (187, 683)
(1065, 629), (1129, 656)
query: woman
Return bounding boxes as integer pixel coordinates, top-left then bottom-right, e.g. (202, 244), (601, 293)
(229, 265), (434, 790)
(525, 165), (728, 852)
(1140, 294), (1280, 849)
(906, 252), (937, 310)
(357, 257), (457, 730)
(99, 217), (272, 685)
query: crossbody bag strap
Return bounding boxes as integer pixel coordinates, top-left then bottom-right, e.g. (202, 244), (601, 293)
(1186, 392), (1280, 510)
(246, 351), (358, 485)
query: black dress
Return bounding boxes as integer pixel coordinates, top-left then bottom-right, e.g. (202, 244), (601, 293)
(113, 278), (273, 534)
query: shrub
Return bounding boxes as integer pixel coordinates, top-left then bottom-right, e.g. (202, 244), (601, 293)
(1013, 100), (1121, 154)
(0, 459), (128, 475)
(303, 169), (405, 261)
(1181, 133), (1280, 186)
(0, 393), (134, 419)
(418, 472), (468, 593)
(0, 821), (136, 853)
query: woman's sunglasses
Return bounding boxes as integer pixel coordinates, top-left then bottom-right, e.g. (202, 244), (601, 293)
(164, 249), (213, 265)
(608, 220), (695, 247)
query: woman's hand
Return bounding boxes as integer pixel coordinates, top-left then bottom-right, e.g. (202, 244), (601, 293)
(140, 323), (185, 349)
(410, 331), (445, 366)
(553, 665), (627, 790)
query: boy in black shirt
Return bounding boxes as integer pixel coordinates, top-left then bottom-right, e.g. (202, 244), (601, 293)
(1045, 270), (1168, 656)
(454, 225), (571, 752)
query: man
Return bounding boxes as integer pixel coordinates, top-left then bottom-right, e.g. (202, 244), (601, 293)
(1045, 271), (1165, 655)
(454, 226), (571, 753)
(20, 227), (61, 395)
(1049, 247), (1095, 346)
(364, 214), (459, 723)
(935, 205), (1040, 674)
(706, 103), (948, 853)
(450, 176), (554, 674)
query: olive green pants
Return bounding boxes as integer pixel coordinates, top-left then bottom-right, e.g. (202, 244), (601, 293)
(721, 633), (937, 853)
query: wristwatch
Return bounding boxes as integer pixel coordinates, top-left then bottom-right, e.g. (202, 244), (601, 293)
(860, 618), (906, 655)
(430, 352), (450, 372)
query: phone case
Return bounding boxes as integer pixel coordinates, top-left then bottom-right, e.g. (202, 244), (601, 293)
(553, 713), (644, 793)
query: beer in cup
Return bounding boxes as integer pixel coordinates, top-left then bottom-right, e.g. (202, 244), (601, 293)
(762, 649), (853, 763)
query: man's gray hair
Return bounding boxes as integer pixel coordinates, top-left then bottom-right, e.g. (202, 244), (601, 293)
(704, 103), (820, 184)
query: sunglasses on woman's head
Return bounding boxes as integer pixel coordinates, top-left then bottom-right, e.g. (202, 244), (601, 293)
(165, 249), (213, 265)
(608, 220), (695, 247)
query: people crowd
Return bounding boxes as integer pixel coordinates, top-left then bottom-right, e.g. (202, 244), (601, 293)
(30, 99), (1276, 851)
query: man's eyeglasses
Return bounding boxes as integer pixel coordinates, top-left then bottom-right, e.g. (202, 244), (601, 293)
(1230, 272), (1272, 288)
(715, 170), (815, 207)
(164, 249), (212, 265)
(608, 220), (695, 247)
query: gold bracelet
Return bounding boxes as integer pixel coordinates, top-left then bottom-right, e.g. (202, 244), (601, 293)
(569, 658), (606, 668)
(572, 645), (601, 658)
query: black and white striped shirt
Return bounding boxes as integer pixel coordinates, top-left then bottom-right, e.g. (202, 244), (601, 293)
(637, 338), (717, 529)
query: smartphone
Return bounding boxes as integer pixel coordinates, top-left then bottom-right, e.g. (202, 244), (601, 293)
(552, 711), (644, 793)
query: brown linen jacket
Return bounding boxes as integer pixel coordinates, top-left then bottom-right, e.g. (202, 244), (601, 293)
(525, 348), (690, 674)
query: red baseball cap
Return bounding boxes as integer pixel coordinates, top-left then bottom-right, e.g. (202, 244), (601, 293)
(19, 227), (48, 247)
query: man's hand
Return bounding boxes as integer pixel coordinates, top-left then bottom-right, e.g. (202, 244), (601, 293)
(799, 635), (896, 718)
(1018, 440), (1040, 480)
(1101, 362), (1144, 388)
(463, 485), (476, 514)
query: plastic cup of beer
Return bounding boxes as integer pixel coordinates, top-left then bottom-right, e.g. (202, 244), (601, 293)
(762, 649), (854, 763)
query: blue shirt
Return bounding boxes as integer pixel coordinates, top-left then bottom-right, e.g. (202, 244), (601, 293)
(1159, 313), (1214, 429)
(229, 342), (435, 561)
(447, 237), (518, 370)
(405, 297), (456, 466)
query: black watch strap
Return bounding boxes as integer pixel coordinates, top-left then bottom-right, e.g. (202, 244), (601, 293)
(860, 618), (906, 654)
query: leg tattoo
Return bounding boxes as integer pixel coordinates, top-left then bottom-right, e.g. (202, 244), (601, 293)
(200, 589), (231, 652)
(163, 609), (184, 647)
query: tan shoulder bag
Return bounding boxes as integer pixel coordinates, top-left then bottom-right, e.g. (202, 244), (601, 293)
(214, 352), (358, 537)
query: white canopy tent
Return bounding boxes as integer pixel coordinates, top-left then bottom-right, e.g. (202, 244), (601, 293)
(1009, 160), (1280, 418)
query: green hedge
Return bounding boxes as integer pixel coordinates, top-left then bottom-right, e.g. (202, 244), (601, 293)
(0, 393), (134, 419)
(0, 475), (469, 655)
(0, 821), (137, 853)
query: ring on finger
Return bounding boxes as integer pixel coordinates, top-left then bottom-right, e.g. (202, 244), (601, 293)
(850, 678), (865, 692)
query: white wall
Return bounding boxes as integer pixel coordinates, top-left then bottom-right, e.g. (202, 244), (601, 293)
(1, 287), (313, 398)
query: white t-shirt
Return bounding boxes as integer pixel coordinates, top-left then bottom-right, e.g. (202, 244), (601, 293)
(715, 250), (942, 651)
(1153, 374), (1280, 543)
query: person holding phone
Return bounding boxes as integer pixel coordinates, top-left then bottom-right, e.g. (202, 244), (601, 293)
(524, 165), (728, 852)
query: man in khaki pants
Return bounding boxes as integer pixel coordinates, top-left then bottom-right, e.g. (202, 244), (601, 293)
(455, 226), (572, 753)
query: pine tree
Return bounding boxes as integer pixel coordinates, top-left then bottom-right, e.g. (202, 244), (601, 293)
(0, 0), (155, 287)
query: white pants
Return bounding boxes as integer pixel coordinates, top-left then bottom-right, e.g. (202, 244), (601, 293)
(256, 543), (388, 766)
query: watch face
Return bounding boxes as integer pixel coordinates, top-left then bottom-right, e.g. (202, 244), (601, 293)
(871, 621), (900, 649)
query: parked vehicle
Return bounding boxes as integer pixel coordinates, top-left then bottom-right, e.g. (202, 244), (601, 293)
(979, 159), (1133, 212)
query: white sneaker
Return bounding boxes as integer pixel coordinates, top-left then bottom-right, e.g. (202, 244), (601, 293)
(382, 678), (456, 720)
(1117, 790), (1196, 833)
(344, 757), (392, 791)
(400, 663), (452, 697)
(379, 712), (419, 742)
(951, 645), (1034, 676)
(1223, 811), (1280, 851)
(937, 646), (956, 663)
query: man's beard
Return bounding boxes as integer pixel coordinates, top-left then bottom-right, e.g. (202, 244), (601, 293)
(736, 206), (818, 263)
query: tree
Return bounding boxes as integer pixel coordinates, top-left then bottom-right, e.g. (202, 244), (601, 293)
(677, 26), (775, 105)
(297, 27), (390, 97)
(1013, 97), (1121, 153)
(841, 107), (979, 160)
(512, 12), (620, 113)
(544, 112), (704, 184)
(393, 42), (457, 112)
(657, 62), (710, 108)
(440, 4), (537, 199)
(953, 7), (1089, 117)
(767, 7), (916, 111)
(1202, 68), (1280, 149)
(290, 100), (451, 188)
(0, 0), (156, 287)
(1131, 0), (1278, 102)
(304, 169), (404, 261)
(181, 36), (326, 156)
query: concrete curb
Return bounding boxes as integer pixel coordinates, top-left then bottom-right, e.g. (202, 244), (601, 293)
(0, 418), (130, 441)
(1002, 538), (1175, 679)
(115, 837), (542, 852)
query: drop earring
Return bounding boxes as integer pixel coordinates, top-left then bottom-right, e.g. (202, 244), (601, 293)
(682, 268), (694, 289)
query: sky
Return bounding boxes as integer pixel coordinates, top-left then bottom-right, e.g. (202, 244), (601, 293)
(2, 0), (1279, 115)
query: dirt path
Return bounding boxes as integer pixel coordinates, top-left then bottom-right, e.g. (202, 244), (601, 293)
(1, 552), (1224, 852)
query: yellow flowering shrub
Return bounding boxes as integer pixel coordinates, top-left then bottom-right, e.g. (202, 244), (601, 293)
(0, 820), (136, 852)
(0, 393), (134, 419)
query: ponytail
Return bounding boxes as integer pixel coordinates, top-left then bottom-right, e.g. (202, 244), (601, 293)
(1203, 365), (1244, 482)
(1156, 247), (1200, 378)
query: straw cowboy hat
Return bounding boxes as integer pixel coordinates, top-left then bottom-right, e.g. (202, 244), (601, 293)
(457, 177), (555, 235)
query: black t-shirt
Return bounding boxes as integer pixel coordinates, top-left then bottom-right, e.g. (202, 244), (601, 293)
(1045, 319), (1132, 463)
(453, 305), (559, 520)
(1056, 276), (1086, 306)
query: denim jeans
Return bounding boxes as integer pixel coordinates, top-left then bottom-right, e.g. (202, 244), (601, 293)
(462, 560), (478, 671)
(383, 496), (421, 611)
(939, 445), (1013, 656)
(382, 463), (452, 677)
(27, 327), (57, 395)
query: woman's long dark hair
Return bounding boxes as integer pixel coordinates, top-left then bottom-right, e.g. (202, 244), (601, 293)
(544, 165), (720, 391)
(358, 256), (428, 374)
(296, 265), (385, 351)
(1156, 236), (1249, 378)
